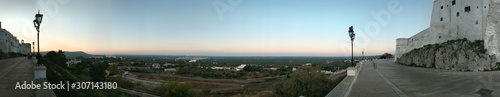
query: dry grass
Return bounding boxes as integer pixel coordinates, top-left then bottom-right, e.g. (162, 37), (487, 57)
(133, 74), (274, 97)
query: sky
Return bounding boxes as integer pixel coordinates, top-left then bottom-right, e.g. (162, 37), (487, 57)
(0, 0), (433, 56)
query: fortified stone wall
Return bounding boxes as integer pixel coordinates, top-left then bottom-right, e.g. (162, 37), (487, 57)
(396, 0), (497, 62)
(395, 38), (409, 60)
(485, 0), (500, 62)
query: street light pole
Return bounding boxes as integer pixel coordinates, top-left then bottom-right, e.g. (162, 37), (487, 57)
(362, 48), (364, 60)
(348, 26), (355, 67)
(33, 10), (43, 63)
(32, 42), (34, 54)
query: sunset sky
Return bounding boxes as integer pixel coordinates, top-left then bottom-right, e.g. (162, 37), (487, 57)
(0, 0), (433, 56)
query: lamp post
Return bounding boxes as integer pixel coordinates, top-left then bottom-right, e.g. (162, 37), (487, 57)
(348, 26), (355, 67)
(33, 10), (43, 63)
(32, 42), (34, 53)
(362, 48), (364, 60)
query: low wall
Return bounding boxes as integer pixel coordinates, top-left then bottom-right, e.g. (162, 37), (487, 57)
(325, 61), (363, 97)
(34, 66), (46, 79)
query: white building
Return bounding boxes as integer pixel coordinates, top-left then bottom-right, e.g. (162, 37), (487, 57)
(152, 63), (161, 68)
(20, 41), (31, 55)
(0, 21), (29, 54)
(66, 59), (82, 67)
(396, 0), (500, 62)
(235, 64), (247, 71)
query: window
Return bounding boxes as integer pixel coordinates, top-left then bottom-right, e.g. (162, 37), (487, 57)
(457, 12), (459, 17)
(476, 20), (479, 24)
(441, 17), (443, 21)
(465, 6), (471, 12)
(441, 6), (443, 9)
(452, 0), (456, 5)
(439, 36), (441, 38)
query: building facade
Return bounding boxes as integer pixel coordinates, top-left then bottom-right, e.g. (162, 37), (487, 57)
(0, 21), (31, 54)
(396, 0), (500, 62)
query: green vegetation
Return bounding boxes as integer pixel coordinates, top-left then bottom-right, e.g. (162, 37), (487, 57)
(379, 53), (393, 59)
(44, 50), (124, 97)
(399, 38), (491, 69)
(404, 38), (486, 57)
(496, 62), (500, 70)
(90, 63), (107, 82)
(469, 40), (487, 55)
(176, 66), (244, 79)
(67, 58), (91, 76)
(318, 62), (350, 71)
(271, 68), (335, 97)
(156, 82), (194, 97)
(243, 65), (263, 72)
(44, 50), (67, 67)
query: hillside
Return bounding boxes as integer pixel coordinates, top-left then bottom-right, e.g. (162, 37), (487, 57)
(396, 38), (497, 71)
(41, 51), (92, 58)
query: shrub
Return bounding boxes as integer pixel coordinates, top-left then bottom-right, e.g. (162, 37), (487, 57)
(272, 71), (334, 97)
(156, 82), (194, 97)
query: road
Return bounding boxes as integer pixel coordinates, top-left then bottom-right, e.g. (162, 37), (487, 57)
(0, 57), (34, 97)
(349, 59), (500, 97)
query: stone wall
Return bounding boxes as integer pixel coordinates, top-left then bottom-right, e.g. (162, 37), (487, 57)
(397, 39), (497, 71)
(395, 38), (409, 59)
(396, 0), (500, 63)
(485, 0), (500, 62)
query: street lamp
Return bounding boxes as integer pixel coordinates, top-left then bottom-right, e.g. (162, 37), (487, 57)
(362, 48), (364, 60)
(32, 42), (35, 53)
(348, 26), (355, 67)
(33, 10), (43, 63)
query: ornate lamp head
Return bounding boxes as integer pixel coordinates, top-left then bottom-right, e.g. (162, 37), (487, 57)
(348, 26), (355, 41)
(33, 10), (43, 32)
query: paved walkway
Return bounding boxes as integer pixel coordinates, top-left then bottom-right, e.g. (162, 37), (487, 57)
(0, 57), (34, 97)
(349, 59), (500, 97)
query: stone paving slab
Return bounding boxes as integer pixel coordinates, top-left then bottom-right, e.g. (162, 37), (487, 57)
(349, 60), (399, 97)
(0, 57), (35, 97)
(348, 59), (500, 97)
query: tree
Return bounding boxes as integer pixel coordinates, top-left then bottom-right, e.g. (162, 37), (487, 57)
(272, 71), (334, 97)
(156, 82), (194, 97)
(44, 50), (67, 67)
(243, 65), (263, 72)
(379, 53), (393, 59)
(90, 63), (107, 82)
(72, 59), (90, 75)
(106, 64), (121, 76)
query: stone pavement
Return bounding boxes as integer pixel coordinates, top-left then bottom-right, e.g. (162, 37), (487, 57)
(0, 57), (34, 97)
(348, 59), (500, 97)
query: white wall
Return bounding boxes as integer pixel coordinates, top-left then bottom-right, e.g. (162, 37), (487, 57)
(395, 38), (409, 58)
(485, 0), (500, 62)
(397, 0), (497, 61)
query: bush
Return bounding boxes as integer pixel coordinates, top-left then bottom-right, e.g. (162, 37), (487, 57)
(272, 71), (334, 97)
(90, 63), (107, 82)
(379, 53), (393, 59)
(44, 50), (67, 67)
(156, 82), (194, 97)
